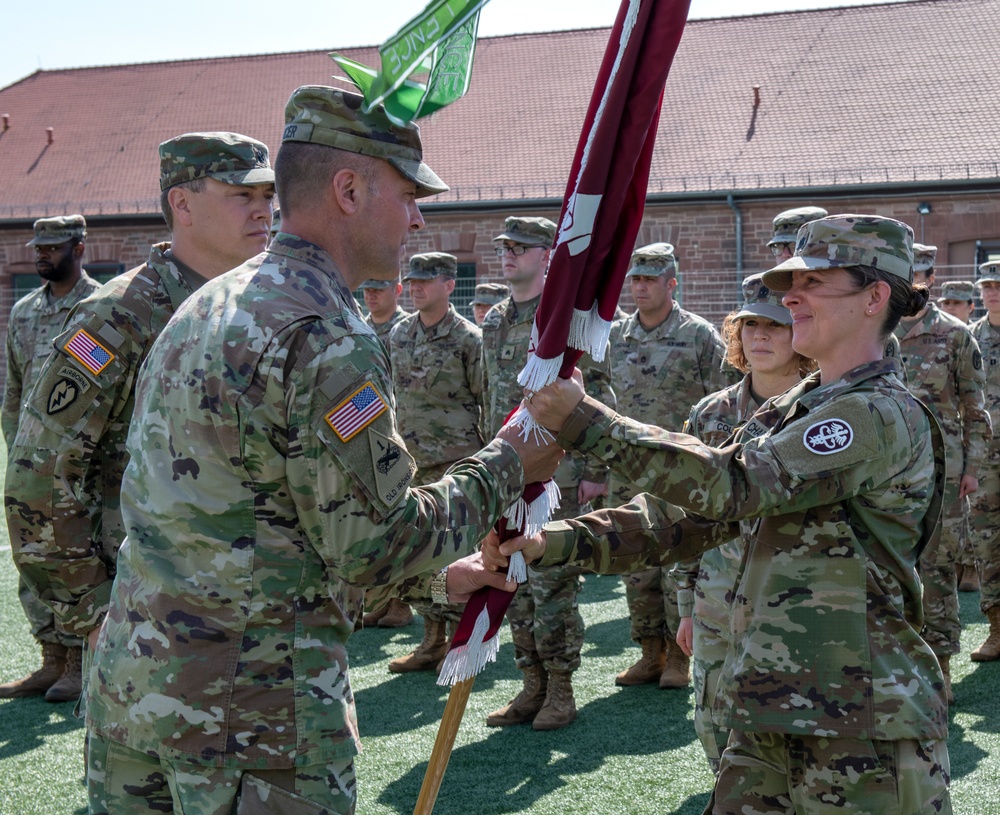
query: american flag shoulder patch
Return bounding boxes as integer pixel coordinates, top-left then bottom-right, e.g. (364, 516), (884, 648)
(64, 329), (115, 375)
(326, 382), (388, 442)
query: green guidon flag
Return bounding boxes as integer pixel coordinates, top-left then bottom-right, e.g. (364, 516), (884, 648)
(333, 0), (489, 125)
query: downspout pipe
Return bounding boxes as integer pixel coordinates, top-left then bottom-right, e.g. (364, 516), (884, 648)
(727, 193), (744, 298)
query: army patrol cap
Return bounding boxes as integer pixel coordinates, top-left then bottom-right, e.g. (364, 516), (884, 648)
(976, 260), (1000, 285)
(626, 242), (678, 278)
(938, 280), (975, 303)
(281, 85), (447, 198)
(357, 277), (397, 290)
(159, 132), (274, 191)
(471, 282), (510, 306)
(768, 206), (829, 247)
(403, 252), (457, 281)
(735, 274), (792, 325)
(912, 243), (938, 274)
(763, 214), (914, 290)
(493, 216), (557, 248)
(26, 214), (87, 247)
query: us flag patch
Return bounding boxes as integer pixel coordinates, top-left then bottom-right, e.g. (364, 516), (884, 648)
(326, 383), (388, 441)
(64, 329), (114, 375)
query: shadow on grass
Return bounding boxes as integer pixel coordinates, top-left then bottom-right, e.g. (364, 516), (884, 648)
(0, 696), (82, 760)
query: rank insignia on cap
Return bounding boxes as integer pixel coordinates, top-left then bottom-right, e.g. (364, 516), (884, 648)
(803, 418), (853, 455)
(326, 383), (388, 441)
(64, 329), (114, 375)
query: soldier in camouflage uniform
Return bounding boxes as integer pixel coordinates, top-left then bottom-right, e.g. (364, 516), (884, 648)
(385, 252), (484, 671)
(766, 205), (828, 262)
(0, 215), (101, 703)
(5, 133), (276, 706)
(608, 243), (736, 690)
(471, 281), (510, 326)
(67, 86), (555, 815)
(969, 262), (1000, 661)
(359, 275), (410, 347)
(671, 275), (811, 773)
(483, 215), (613, 731)
(893, 243), (990, 702)
(505, 214), (951, 814)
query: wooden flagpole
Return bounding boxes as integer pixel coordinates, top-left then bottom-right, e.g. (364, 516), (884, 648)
(412, 677), (476, 815)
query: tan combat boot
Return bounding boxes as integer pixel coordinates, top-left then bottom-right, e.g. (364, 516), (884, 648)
(660, 640), (691, 689)
(0, 642), (67, 698)
(361, 601), (389, 628)
(615, 636), (666, 686)
(44, 646), (83, 703)
(533, 670), (577, 731)
(938, 655), (954, 704)
(387, 617), (448, 673)
(378, 599), (414, 628)
(971, 606), (1000, 662)
(486, 664), (548, 727)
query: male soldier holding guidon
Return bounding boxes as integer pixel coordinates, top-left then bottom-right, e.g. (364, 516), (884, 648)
(385, 251), (484, 671)
(0, 214), (101, 703)
(75, 86), (556, 814)
(6, 133), (276, 672)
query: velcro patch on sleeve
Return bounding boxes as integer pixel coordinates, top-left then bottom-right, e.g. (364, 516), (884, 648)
(63, 328), (115, 375)
(325, 383), (388, 441)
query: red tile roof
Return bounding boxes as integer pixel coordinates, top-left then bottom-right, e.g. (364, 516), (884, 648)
(0, 0), (996, 220)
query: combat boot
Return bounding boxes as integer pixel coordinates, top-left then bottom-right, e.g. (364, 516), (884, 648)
(44, 646), (83, 703)
(361, 602), (389, 628)
(615, 636), (666, 686)
(387, 617), (448, 673)
(660, 640), (691, 689)
(938, 655), (954, 704)
(378, 599), (414, 628)
(0, 642), (66, 698)
(486, 664), (548, 727)
(533, 670), (577, 731)
(971, 606), (1000, 662)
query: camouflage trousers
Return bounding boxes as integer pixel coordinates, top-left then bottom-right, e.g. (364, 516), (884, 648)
(410, 599), (464, 625)
(710, 730), (951, 815)
(622, 567), (682, 642)
(969, 450), (1000, 613)
(16, 573), (82, 648)
(919, 478), (963, 657)
(86, 733), (356, 815)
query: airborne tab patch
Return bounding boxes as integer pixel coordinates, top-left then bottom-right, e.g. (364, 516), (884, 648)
(326, 383), (388, 441)
(64, 329), (114, 375)
(47, 366), (92, 414)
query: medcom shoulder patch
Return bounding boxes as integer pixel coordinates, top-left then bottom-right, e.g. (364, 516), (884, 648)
(802, 418), (853, 455)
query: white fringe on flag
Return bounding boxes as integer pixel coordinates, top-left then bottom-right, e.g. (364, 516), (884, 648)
(436, 604), (498, 686)
(566, 301), (612, 362)
(507, 403), (556, 446)
(506, 550), (527, 583)
(517, 352), (563, 393)
(503, 478), (561, 539)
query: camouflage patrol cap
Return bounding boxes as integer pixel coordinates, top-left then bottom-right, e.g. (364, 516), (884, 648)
(912, 243), (938, 274)
(403, 252), (458, 281)
(938, 280), (975, 302)
(357, 278), (395, 290)
(734, 274), (792, 325)
(159, 132), (274, 191)
(976, 260), (1000, 285)
(281, 86), (447, 198)
(26, 214), (87, 247)
(626, 243), (678, 278)
(493, 216), (557, 248)
(768, 206), (829, 247)
(762, 214), (914, 290)
(471, 282), (510, 306)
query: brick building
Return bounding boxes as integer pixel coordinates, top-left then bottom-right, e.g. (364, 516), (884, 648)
(1, 0), (999, 381)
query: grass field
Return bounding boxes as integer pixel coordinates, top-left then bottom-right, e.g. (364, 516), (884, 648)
(2, 483), (1000, 812)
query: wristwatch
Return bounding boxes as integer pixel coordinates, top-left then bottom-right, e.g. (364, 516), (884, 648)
(430, 568), (449, 605)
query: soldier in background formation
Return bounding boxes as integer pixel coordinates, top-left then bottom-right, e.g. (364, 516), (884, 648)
(608, 242), (737, 690)
(766, 205), (828, 262)
(894, 243), (991, 701)
(359, 274), (411, 346)
(386, 252), (484, 672)
(0, 215), (101, 703)
(470, 281), (510, 325)
(482, 215), (613, 731)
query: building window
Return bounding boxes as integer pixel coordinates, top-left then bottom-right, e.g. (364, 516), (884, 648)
(454, 262), (477, 321)
(84, 262), (126, 284)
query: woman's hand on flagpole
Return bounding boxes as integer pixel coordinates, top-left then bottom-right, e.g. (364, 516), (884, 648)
(446, 551), (518, 603)
(524, 368), (586, 433)
(496, 423), (564, 484)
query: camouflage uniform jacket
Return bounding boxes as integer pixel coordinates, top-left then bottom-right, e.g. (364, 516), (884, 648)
(607, 304), (736, 501)
(367, 306), (410, 348)
(970, 316), (1000, 457)
(542, 358), (948, 740)
(894, 302), (990, 478)
(388, 304), (483, 476)
(2, 272), (102, 444)
(86, 233), (523, 769)
(481, 294), (613, 489)
(6, 243), (197, 636)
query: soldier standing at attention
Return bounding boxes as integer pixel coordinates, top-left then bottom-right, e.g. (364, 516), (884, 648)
(0, 215), (101, 703)
(482, 215), (613, 731)
(609, 243), (736, 690)
(894, 243), (990, 701)
(71, 86), (556, 814)
(505, 214), (952, 814)
(969, 261), (1000, 661)
(385, 252), (484, 672)
(359, 274), (410, 347)
(470, 282), (510, 326)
